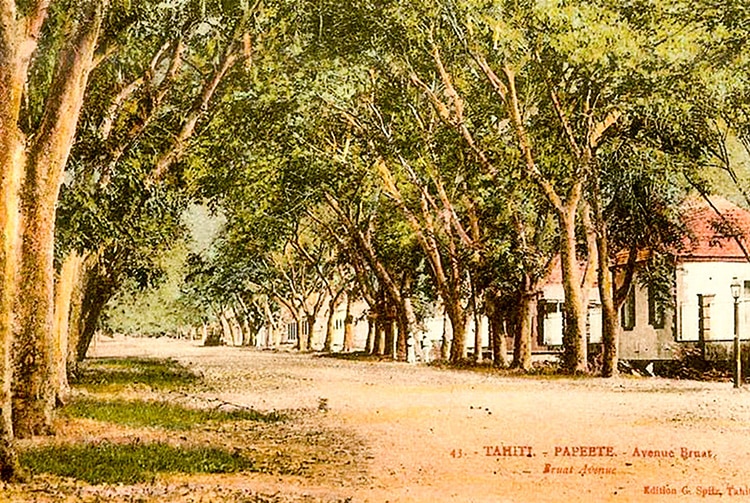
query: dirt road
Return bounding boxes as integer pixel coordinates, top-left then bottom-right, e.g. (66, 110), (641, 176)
(89, 335), (750, 502)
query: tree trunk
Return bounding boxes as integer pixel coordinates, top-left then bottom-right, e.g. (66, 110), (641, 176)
(343, 294), (354, 352)
(66, 252), (95, 377)
(487, 295), (508, 368)
(592, 197), (619, 377)
(512, 288), (534, 371)
(558, 210), (588, 373)
(263, 299), (276, 348)
(474, 315), (486, 364)
(233, 307), (245, 345)
(440, 309), (450, 361)
(384, 314), (395, 359)
(0, 70), (25, 479)
(304, 314), (316, 351)
(373, 316), (384, 355)
(365, 314), (375, 354)
(446, 299), (468, 363)
(13, 188), (59, 436)
(470, 277), (483, 363)
(74, 259), (117, 361)
(51, 251), (83, 405)
(204, 320), (222, 346)
(12, 1), (105, 438)
(323, 296), (339, 352)
(218, 312), (233, 345)
(394, 297), (416, 362)
(240, 314), (253, 346)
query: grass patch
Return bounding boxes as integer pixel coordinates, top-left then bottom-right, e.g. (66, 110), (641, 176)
(64, 397), (284, 430)
(71, 357), (201, 392)
(20, 442), (254, 484)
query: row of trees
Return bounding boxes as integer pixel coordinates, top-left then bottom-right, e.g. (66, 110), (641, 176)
(0, 0), (747, 480)
(187, 0), (749, 373)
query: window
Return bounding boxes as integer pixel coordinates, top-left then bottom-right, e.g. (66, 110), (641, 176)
(621, 286), (636, 331)
(286, 322), (298, 341)
(648, 286), (665, 329)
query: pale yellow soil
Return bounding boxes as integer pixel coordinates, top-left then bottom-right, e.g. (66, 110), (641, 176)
(7, 334), (750, 502)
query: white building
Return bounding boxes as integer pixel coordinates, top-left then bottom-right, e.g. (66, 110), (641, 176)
(617, 196), (750, 361)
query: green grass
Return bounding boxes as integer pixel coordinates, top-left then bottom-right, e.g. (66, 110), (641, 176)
(63, 397), (284, 430)
(20, 442), (254, 484)
(71, 357), (201, 392)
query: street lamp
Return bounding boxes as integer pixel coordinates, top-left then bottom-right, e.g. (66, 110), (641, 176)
(731, 277), (741, 388)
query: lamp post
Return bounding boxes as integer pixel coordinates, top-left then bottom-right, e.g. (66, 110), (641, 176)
(731, 277), (741, 388)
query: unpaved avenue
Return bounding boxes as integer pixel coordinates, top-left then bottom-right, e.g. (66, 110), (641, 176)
(90, 335), (750, 502)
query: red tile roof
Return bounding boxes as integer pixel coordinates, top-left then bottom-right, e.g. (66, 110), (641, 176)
(542, 254), (595, 287)
(544, 196), (750, 287)
(680, 196), (750, 261)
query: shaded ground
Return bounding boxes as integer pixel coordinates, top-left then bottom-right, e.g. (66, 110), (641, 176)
(5, 334), (750, 502)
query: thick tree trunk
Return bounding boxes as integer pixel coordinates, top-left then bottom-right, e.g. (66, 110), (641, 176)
(0, 77), (25, 479)
(12, 1), (105, 438)
(13, 188), (59, 436)
(304, 314), (316, 351)
(446, 299), (468, 363)
(558, 211), (588, 373)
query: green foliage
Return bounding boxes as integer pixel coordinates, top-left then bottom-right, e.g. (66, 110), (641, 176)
(20, 442), (255, 484)
(46, 0), (750, 365)
(103, 242), (209, 336)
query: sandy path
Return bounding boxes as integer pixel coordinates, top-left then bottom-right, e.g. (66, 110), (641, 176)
(90, 335), (750, 502)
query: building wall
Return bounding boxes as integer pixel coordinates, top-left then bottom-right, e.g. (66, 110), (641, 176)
(617, 281), (677, 361)
(675, 261), (750, 343)
(539, 284), (602, 347)
(615, 260), (750, 361)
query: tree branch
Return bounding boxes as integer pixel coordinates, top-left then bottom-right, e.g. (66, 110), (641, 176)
(151, 40), (240, 181)
(28, 0), (104, 193)
(589, 108), (622, 149)
(534, 50), (581, 159)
